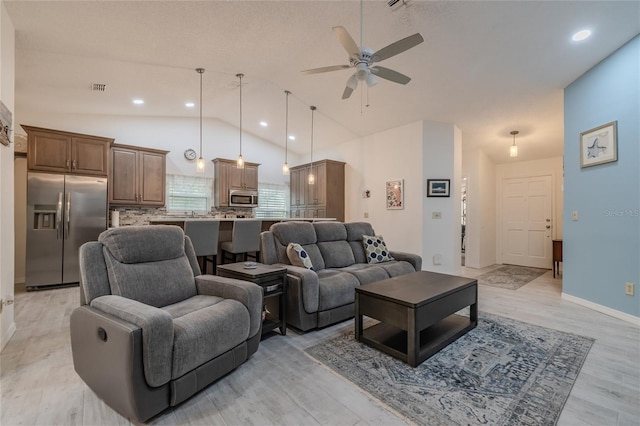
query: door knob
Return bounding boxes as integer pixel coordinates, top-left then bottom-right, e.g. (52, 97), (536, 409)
(546, 225), (551, 229)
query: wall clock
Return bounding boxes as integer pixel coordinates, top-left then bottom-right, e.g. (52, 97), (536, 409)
(184, 149), (197, 160)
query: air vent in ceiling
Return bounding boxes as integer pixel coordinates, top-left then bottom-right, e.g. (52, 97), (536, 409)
(91, 83), (107, 92)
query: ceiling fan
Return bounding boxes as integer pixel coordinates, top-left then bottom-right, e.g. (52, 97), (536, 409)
(302, 23), (424, 100)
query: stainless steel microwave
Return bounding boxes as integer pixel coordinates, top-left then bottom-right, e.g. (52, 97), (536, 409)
(229, 190), (259, 207)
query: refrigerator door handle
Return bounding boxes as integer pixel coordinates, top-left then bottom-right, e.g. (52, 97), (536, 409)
(65, 192), (71, 239)
(56, 192), (63, 240)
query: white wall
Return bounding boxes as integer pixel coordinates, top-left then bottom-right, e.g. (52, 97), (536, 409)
(14, 112), (299, 185)
(314, 121), (425, 256)
(462, 148), (497, 268)
(1, 0), (16, 350)
(495, 156), (564, 263)
(422, 121), (462, 275)
(315, 119), (463, 274)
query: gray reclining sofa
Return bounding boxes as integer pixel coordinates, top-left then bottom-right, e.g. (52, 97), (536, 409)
(260, 221), (422, 331)
(70, 226), (263, 422)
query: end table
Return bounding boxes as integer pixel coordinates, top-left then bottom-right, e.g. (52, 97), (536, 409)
(216, 263), (287, 337)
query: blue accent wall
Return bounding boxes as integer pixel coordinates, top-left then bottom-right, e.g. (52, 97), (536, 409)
(564, 35), (639, 317)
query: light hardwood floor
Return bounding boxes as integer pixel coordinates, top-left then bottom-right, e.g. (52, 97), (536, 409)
(1, 267), (638, 426)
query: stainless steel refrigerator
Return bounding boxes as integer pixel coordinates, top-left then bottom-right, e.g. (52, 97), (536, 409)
(26, 172), (108, 290)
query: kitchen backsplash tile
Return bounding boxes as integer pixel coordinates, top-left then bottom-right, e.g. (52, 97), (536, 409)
(112, 207), (254, 227)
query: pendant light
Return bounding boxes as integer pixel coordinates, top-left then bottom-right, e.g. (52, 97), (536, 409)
(196, 68), (206, 173)
(308, 105), (316, 185)
(236, 73), (245, 169)
(510, 130), (519, 158)
(282, 90), (291, 175)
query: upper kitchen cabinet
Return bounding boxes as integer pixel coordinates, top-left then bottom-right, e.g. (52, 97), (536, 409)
(213, 158), (260, 207)
(22, 125), (113, 176)
(289, 159), (345, 221)
(109, 144), (168, 206)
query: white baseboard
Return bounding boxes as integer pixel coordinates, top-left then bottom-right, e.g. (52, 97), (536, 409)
(561, 292), (640, 326)
(1, 322), (17, 352)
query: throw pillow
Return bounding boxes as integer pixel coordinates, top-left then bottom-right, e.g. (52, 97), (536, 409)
(286, 243), (314, 270)
(362, 235), (395, 264)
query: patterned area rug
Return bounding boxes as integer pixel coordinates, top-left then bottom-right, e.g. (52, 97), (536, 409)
(306, 313), (593, 426)
(476, 265), (548, 290)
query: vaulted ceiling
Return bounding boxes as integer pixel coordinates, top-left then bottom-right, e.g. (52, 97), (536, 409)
(5, 0), (639, 163)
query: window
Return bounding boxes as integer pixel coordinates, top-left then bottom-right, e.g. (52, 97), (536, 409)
(166, 174), (213, 212)
(255, 182), (289, 218)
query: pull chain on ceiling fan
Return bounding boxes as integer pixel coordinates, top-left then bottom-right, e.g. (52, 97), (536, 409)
(302, 0), (424, 100)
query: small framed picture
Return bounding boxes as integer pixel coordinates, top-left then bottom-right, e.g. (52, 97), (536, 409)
(427, 179), (450, 197)
(580, 121), (617, 168)
(386, 179), (403, 209)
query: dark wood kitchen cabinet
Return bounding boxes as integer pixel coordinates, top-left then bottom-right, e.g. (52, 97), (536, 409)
(213, 158), (260, 207)
(109, 144), (168, 206)
(289, 159), (344, 221)
(22, 125), (113, 176)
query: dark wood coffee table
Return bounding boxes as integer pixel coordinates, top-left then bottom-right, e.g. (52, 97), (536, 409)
(355, 271), (477, 367)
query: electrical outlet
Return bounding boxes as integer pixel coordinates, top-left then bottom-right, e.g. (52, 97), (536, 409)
(625, 282), (635, 296)
(433, 254), (442, 265)
(363, 212), (369, 218)
(432, 212), (442, 219)
(572, 211), (579, 221)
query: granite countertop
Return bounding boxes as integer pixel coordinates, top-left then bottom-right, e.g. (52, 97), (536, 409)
(148, 217), (336, 223)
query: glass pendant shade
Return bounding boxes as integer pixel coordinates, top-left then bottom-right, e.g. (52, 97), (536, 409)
(509, 130), (519, 158)
(308, 105), (316, 185)
(196, 68), (205, 173)
(283, 90), (291, 175)
(196, 156), (205, 172)
(237, 73), (245, 169)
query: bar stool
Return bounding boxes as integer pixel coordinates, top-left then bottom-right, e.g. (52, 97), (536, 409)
(221, 220), (262, 264)
(184, 220), (220, 274)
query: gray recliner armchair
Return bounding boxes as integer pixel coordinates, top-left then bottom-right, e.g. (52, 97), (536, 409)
(70, 225), (263, 422)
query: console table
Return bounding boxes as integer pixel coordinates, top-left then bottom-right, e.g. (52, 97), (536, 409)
(216, 263), (287, 337)
(552, 239), (562, 278)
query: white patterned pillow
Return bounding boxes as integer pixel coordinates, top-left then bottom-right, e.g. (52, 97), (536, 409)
(286, 243), (314, 270)
(362, 235), (394, 264)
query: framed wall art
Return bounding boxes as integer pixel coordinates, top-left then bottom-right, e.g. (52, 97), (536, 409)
(386, 179), (403, 209)
(580, 121), (617, 168)
(427, 179), (450, 197)
(0, 101), (12, 147)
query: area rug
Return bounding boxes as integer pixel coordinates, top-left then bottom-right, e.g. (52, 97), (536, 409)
(476, 265), (548, 290)
(305, 313), (593, 426)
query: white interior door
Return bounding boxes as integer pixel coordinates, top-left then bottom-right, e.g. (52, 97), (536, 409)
(501, 176), (552, 268)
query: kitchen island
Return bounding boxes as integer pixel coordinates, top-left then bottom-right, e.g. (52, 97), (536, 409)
(148, 217), (336, 264)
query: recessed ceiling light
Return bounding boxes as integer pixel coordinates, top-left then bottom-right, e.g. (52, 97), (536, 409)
(185, 102), (195, 108)
(259, 121), (268, 127)
(132, 99), (144, 105)
(572, 29), (592, 41)
(288, 135), (296, 141)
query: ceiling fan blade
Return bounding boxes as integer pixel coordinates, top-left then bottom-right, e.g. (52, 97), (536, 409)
(342, 86), (355, 100)
(371, 33), (424, 63)
(370, 66), (411, 85)
(333, 26), (360, 58)
(302, 65), (351, 75)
